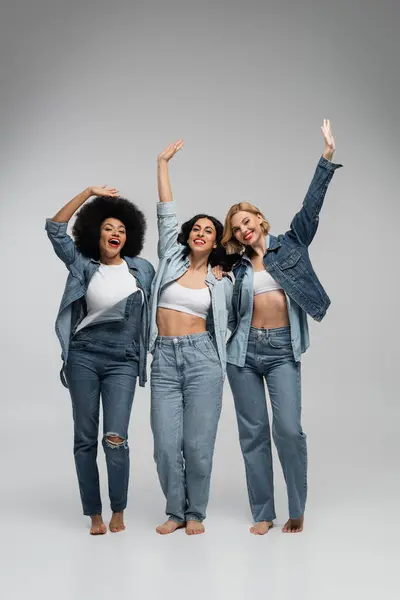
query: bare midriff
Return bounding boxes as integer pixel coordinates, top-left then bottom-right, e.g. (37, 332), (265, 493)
(251, 290), (290, 329)
(157, 307), (207, 337)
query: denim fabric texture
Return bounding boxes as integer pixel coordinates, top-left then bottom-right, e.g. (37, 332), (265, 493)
(45, 219), (155, 386)
(151, 332), (223, 522)
(227, 156), (342, 367)
(65, 292), (142, 515)
(227, 326), (307, 522)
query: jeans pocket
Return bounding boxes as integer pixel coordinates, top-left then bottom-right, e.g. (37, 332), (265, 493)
(125, 341), (139, 361)
(69, 339), (92, 350)
(193, 337), (219, 362)
(268, 333), (292, 350)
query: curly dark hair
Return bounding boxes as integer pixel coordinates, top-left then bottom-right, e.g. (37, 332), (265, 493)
(72, 196), (146, 260)
(178, 214), (239, 271)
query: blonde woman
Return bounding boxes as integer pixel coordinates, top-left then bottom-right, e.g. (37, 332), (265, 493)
(221, 120), (341, 535)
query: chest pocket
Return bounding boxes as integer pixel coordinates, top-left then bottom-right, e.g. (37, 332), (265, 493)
(278, 249), (301, 270)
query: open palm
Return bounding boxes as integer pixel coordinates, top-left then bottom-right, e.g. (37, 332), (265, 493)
(158, 140), (184, 163)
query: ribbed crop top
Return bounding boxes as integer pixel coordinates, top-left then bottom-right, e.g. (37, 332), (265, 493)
(158, 281), (211, 320)
(253, 269), (282, 295)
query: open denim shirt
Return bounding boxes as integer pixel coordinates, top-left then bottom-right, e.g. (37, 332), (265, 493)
(45, 219), (155, 387)
(227, 156), (342, 367)
(148, 201), (233, 375)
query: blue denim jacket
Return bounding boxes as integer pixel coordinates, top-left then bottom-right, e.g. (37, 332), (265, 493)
(45, 219), (155, 387)
(227, 156), (342, 367)
(149, 201), (233, 374)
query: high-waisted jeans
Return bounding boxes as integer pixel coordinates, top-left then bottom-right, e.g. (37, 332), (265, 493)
(65, 292), (141, 516)
(150, 331), (223, 523)
(227, 326), (307, 523)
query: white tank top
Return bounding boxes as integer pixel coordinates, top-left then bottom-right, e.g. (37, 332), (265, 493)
(253, 269), (282, 295)
(76, 260), (142, 331)
(158, 281), (211, 320)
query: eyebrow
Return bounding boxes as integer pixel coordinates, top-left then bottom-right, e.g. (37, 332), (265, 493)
(233, 217), (248, 228)
(193, 224), (215, 231)
(104, 223), (125, 229)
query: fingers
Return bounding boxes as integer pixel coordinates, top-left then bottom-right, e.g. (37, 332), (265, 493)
(321, 118), (335, 149)
(174, 139), (184, 152)
(103, 186), (119, 196)
(158, 139), (185, 160)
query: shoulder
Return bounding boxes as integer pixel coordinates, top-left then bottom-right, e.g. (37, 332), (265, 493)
(126, 256), (155, 277)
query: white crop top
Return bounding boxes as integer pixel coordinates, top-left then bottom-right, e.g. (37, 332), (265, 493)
(76, 260), (142, 331)
(158, 281), (211, 320)
(253, 269), (282, 295)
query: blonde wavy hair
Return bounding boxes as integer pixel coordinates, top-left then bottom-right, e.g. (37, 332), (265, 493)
(222, 202), (270, 254)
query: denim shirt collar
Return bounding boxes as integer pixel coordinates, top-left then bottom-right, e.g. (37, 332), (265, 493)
(242, 233), (281, 265)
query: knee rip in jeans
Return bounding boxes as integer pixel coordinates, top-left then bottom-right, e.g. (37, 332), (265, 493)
(104, 433), (128, 449)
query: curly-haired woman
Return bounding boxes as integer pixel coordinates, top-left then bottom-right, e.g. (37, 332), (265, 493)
(150, 141), (236, 536)
(46, 186), (154, 535)
(222, 121), (342, 535)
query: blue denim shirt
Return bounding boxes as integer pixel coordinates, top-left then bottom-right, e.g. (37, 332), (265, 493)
(149, 201), (233, 375)
(45, 219), (155, 387)
(227, 156), (342, 367)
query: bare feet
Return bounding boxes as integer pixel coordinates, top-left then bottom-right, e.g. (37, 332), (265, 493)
(109, 511), (126, 533)
(282, 516), (304, 533)
(90, 515), (107, 535)
(250, 521), (273, 535)
(186, 520), (205, 535)
(156, 520), (185, 535)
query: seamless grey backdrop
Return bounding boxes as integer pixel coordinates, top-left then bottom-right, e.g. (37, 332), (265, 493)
(1, 1), (399, 599)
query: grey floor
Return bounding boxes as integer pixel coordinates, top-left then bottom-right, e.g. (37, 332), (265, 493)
(3, 380), (398, 600)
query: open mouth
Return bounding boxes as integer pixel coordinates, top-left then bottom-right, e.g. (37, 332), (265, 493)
(193, 239), (206, 246)
(244, 232), (253, 241)
(108, 238), (121, 248)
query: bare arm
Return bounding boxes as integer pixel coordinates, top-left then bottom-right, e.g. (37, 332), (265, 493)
(47, 185), (119, 267)
(51, 185), (119, 222)
(157, 140), (184, 203)
(156, 141), (185, 258)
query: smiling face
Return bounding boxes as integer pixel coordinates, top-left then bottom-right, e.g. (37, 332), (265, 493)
(99, 218), (127, 261)
(230, 210), (264, 248)
(187, 218), (217, 255)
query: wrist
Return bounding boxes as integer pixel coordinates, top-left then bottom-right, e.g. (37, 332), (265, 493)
(322, 150), (334, 162)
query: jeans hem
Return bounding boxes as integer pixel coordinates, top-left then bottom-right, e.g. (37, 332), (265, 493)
(83, 509), (102, 516)
(288, 511), (305, 520)
(111, 505), (127, 513)
(253, 514), (276, 523)
(168, 516), (185, 524)
(185, 514), (204, 523)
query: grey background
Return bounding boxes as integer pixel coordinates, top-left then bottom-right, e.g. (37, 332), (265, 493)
(1, 1), (398, 599)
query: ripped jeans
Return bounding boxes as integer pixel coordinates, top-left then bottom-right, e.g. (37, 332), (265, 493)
(65, 293), (140, 516)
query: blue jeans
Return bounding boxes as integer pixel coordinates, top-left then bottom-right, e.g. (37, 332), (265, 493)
(227, 326), (307, 522)
(65, 292), (141, 516)
(151, 332), (223, 523)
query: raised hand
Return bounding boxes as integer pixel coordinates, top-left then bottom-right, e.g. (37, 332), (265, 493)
(158, 140), (184, 163)
(321, 119), (335, 161)
(88, 185), (120, 197)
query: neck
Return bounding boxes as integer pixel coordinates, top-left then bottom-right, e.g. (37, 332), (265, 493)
(188, 252), (209, 272)
(100, 253), (123, 266)
(249, 235), (267, 258)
